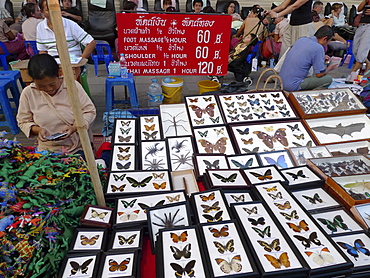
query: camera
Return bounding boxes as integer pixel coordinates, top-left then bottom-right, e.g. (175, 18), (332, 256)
(255, 7), (266, 20)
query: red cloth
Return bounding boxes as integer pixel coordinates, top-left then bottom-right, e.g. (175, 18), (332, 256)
(96, 142), (111, 158)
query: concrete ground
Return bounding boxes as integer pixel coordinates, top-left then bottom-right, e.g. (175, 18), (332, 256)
(8, 61), (353, 147)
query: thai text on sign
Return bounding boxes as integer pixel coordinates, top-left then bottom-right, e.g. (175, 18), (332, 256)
(117, 13), (231, 76)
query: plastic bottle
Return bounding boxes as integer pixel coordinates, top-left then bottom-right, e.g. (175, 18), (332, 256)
(119, 53), (128, 78)
(358, 62), (367, 81)
(147, 78), (163, 107)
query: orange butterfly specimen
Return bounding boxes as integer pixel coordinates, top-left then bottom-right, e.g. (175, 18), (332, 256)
(198, 137), (228, 153)
(287, 220), (309, 232)
(170, 231), (188, 243)
(118, 147), (130, 153)
(264, 252), (290, 269)
(250, 169), (272, 181)
(274, 201), (291, 210)
(200, 192), (215, 202)
(80, 235), (100, 245)
(109, 258), (130, 272)
(117, 154), (131, 161)
(273, 99), (284, 104)
(241, 138), (253, 145)
(188, 98), (198, 103)
(144, 124), (155, 131)
(209, 225), (229, 238)
(189, 103), (216, 118)
(144, 117), (154, 123)
(223, 96), (232, 100)
(253, 128), (288, 149)
(153, 182), (166, 189)
(110, 184), (126, 192)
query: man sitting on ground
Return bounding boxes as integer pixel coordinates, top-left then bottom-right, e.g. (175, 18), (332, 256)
(279, 25), (338, 91)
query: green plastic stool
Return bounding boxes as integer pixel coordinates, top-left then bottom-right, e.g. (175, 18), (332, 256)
(80, 66), (91, 98)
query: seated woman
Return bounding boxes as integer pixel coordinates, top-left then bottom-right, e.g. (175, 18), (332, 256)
(162, 0), (173, 11)
(223, 1), (243, 34)
(60, 0), (82, 23)
(16, 54), (96, 156)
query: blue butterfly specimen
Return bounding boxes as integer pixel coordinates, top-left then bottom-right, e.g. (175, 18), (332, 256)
(280, 111), (290, 117)
(248, 99), (260, 106)
(254, 112), (266, 119)
(236, 128), (249, 135)
(264, 155), (288, 168)
(210, 117), (220, 123)
(116, 162), (131, 170)
(264, 105), (275, 111)
(231, 158), (253, 169)
(336, 239), (370, 260)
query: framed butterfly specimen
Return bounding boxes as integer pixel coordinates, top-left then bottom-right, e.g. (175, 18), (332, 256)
(166, 136), (195, 171)
(206, 169), (250, 189)
(59, 252), (100, 278)
(193, 154), (229, 178)
(292, 188), (340, 211)
(80, 205), (114, 228)
(258, 150), (295, 169)
(171, 169), (199, 194)
(289, 146), (313, 166)
(147, 202), (191, 253)
(227, 153), (261, 170)
(98, 249), (139, 278)
(289, 88), (366, 119)
(306, 114), (370, 144)
(139, 115), (163, 141)
(280, 165), (324, 188)
(194, 125), (235, 155)
(185, 95), (225, 127)
(112, 118), (137, 144)
(140, 141), (169, 171)
(351, 203), (370, 229)
(109, 228), (143, 250)
(110, 144), (136, 172)
(160, 103), (192, 138)
(244, 165), (288, 185)
(71, 228), (106, 252)
(157, 226), (208, 278)
(223, 190), (252, 206)
(312, 209), (363, 235)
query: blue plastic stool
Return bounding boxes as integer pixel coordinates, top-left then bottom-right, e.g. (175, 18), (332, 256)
(0, 71), (24, 107)
(340, 40), (355, 69)
(0, 79), (20, 134)
(105, 73), (139, 112)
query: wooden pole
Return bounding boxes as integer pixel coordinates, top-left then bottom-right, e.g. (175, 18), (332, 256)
(48, 0), (106, 207)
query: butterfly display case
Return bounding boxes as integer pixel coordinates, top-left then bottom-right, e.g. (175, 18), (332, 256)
(193, 125), (236, 155)
(258, 150), (295, 169)
(171, 169), (199, 194)
(229, 120), (315, 154)
(185, 95), (225, 127)
(97, 249), (141, 278)
(288, 146), (314, 166)
(216, 91), (298, 125)
(227, 153), (261, 170)
(193, 154), (230, 178)
(288, 88), (367, 119)
(191, 189), (232, 224)
(80, 205), (114, 228)
(350, 203), (370, 229)
(222, 189), (253, 206)
(332, 233), (370, 275)
(106, 170), (172, 197)
(243, 165), (288, 186)
(198, 220), (260, 277)
(159, 103), (193, 138)
(311, 209), (364, 236)
(205, 169), (250, 189)
(330, 174), (370, 204)
(304, 114), (370, 145)
(324, 140), (370, 157)
(253, 182), (352, 275)
(166, 136), (195, 172)
(140, 140), (169, 171)
(69, 228), (107, 253)
(113, 190), (187, 228)
(58, 251), (101, 278)
(156, 226), (208, 278)
(147, 201), (192, 253)
(112, 118), (138, 145)
(108, 228), (143, 251)
(110, 144), (136, 171)
(139, 115), (163, 141)
(280, 165), (325, 189)
(291, 188), (341, 212)
(231, 202), (308, 277)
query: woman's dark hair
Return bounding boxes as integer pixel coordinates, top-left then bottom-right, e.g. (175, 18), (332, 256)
(25, 3), (36, 18)
(166, 6), (176, 12)
(39, 0), (47, 10)
(28, 54), (59, 79)
(123, 1), (137, 10)
(202, 5), (215, 13)
(223, 1), (236, 13)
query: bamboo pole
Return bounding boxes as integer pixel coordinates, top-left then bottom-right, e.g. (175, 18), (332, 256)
(47, 0), (106, 206)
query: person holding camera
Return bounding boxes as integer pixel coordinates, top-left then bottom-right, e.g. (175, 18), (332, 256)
(267, 0), (316, 59)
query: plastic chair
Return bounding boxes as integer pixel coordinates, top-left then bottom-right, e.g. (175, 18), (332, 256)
(0, 71), (25, 106)
(24, 41), (39, 57)
(0, 42), (17, 71)
(0, 79), (20, 134)
(91, 43), (114, 76)
(105, 73), (138, 112)
(340, 40), (355, 69)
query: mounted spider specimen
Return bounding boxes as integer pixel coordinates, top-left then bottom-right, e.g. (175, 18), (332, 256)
(144, 159), (166, 170)
(162, 111), (189, 136)
(171, 151), (193, 171)
(171, 139), (187, 153)
(145, 143), (164, 159)
(152, 208), (185, 234)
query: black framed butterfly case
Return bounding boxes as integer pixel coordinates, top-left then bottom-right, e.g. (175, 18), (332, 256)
(140, 140), (170, 171)
(112, 118), (138, 145)
(156, 225), (209, 278)
(165, 136), (195, 172)
(80, 205), (114, 228)
(193, 154), (230, 179)
(108, 227), (144, 251)
(279, 165), (325, 190)
(204, 169), (251, 190)
(222, 189), (254, 206)
(257, 150), (296, 169)
(138, 115), (163, 141)
(159, 103), (193, 138)
(227, 153), (262, 170)
(230, 201), (309, 278)
(58, 251), (101, 278)
(198, 220), (260, 277)
(110, 144), (137, 172)
(242, 165), (288, 186)
(69, 228), (107, 253)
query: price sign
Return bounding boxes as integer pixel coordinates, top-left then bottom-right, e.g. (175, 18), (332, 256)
(117, 13), (231, 76)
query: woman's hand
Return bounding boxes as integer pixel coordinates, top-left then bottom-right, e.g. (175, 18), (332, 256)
(61, 125), (77, 139)
(38, 128), (50, 142)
